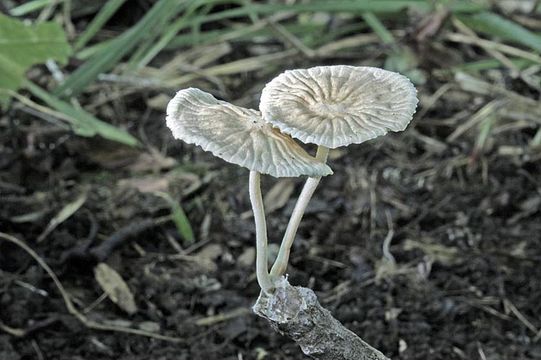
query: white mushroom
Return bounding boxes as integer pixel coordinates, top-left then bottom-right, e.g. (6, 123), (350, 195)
(259, 66), (418, 276)
(260, 65), (418, 149)
(166, 88), (332, 292)
(167, 88), (332, 178)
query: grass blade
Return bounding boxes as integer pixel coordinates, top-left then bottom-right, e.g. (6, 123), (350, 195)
(190, 0), (485, 24)
(74, 0), (128, 50)
(25, 80), (140, 146)
(55, 0), (185, 97)
(128, 0), (247, 69)
(76, 39), (112, 60)
(9, 0), (53, 16)
(162, 1), (486, 52)
(54, 0), (485, 98)
(449, 58), (532, 72)
(37, 191), (87, 243)
(155, 192), (195, 245)
(459, 11), (541, 52)
(361, 12), (395, 45)
(128, 0), (200, 69)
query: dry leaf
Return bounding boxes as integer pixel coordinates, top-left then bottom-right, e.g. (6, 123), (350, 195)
(94, 263), (137, 315)
(118, 176), (171, 193)
(118, 171), (201, 195)
(196, 244), (222, 262)
(404, 239), (462, 265)
(238, 247), (255, 268)
(37, 191), (87, 243)
(126, 150), (177, 173)
(147, 93), (170, 110)
(263, 179), (295, 213)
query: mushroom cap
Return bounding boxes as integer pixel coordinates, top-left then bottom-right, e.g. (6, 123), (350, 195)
(166, 88), (332, 178)
(260, 65), (418, 149)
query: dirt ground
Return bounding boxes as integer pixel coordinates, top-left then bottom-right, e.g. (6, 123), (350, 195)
(1, 2), (541, 360)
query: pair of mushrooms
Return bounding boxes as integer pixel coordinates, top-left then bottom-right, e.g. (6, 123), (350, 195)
(166, 65), (418, 293)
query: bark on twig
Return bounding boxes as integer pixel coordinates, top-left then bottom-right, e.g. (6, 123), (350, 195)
(253, 278), (390, 360)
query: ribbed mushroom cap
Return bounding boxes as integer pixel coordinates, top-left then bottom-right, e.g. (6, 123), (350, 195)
(166, 88), (332, 178)
(260, 65), (418, 149)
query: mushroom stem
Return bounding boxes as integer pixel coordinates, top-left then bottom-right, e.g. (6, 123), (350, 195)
(249, 171), (274, 293)
(270, 146), (330, 277)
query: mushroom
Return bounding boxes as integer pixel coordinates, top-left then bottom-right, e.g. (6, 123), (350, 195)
(166, 88), (332, 293)
(259, 65), (418, 276)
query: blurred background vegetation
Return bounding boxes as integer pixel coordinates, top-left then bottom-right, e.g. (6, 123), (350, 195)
(1, 1), (540, 359)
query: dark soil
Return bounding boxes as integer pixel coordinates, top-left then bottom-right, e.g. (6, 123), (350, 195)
(1, 2), (541, 360)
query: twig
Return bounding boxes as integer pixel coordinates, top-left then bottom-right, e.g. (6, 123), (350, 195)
(446, 100), (504, 142)
(59, 210), (99, 263)
(89, 216), (169, 261)
(382, 210), (396, 265)
(0, 317), (59, 338)
(503, 298), (539, 334)
(0, 232), (183, 343)
(1, 88), (75, 130)
(451, 17), (519, 76)
(31, 339), (45, 360)
(446, 33), (541, 64)
(253, 277), (390, 360)
(267, 20), (316, 58)
(0, 321), (25, 337)
(414, 83), (454, 121)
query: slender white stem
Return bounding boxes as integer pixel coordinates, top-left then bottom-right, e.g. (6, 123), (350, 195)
(249, 171), (274, 293)
(270, 146), (329, 277)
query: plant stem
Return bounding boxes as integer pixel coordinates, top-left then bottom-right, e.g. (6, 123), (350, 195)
(249, 171), (274, 293)
(270, 146), (329, 277)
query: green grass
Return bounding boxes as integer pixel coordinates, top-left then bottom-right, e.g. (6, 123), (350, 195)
(25, 80), (139, 146)
(56, 0), (488, 97)
(459, 11), (541, 53)
(155, 192), (195, 245)
(74, 0), (128, 51)
(54, 0), (188, 97)
(8, 0), (541, 148)
(9, 0), (53, 16)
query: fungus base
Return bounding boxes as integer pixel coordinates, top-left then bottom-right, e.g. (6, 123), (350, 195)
(253, 277), (390, 360)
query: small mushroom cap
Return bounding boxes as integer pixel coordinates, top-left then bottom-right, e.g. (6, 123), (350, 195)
(166, 88), (332, 178)
(260, 65), (418, 149)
